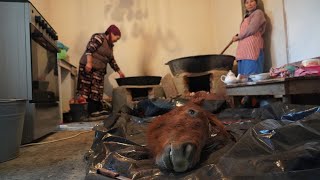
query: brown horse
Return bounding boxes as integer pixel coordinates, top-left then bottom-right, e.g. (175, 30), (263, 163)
(146, 100), (229, 172)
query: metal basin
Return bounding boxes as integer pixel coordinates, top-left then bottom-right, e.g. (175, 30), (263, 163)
(115, 76), (162, 86)
(166, 54), (235, 76)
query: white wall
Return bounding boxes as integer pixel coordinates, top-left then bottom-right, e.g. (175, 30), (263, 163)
(284, 0), (320, 62)
(29, 0), (51, 19)
(30, 0), (219, 95)
(212, 0), (242, 55)
(261, 0), (288, 68)
(30, 0), (317, 96)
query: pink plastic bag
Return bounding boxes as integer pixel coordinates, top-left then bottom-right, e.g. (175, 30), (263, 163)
(270, 65), (297, 78)
(294, 66), (320, 77)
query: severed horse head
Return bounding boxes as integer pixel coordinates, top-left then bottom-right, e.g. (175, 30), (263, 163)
(146, 99), (231, 172)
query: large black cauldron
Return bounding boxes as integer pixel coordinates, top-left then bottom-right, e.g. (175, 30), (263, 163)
(166, 54), (235, 76)
(115, 76), (162, 86)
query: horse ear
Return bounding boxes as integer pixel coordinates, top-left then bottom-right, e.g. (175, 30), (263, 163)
(206, 112), (230, 138)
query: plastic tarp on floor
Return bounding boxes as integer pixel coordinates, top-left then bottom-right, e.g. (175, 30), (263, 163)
(85, 100), (320, 179)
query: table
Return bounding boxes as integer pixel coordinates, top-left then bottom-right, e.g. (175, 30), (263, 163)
(225, 76), (320, 105)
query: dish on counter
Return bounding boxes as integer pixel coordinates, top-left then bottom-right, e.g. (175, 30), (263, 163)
(302, 58), (320, 67)
(249, 73), (270, 81)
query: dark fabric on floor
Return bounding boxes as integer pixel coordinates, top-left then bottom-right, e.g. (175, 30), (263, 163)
(85, 101), (320, 179)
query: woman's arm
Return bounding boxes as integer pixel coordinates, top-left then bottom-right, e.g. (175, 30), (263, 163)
(238, 10), (266, 40)
(117, 70), (125, 78)
(109, 54), (125, 77)
(85, 34), (104, 54)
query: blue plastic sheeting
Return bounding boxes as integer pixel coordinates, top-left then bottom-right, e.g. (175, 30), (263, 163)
(281, 107), (320, 121)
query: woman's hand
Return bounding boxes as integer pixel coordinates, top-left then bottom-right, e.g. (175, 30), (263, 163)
(118, 70), (125, 78)
(232, 35), (239, 42)
(85, 54), (93, 72)
(85, 62), (93, 72)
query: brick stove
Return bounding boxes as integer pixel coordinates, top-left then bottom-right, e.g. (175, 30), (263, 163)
(112, 85), (165, 113)
(172, 70), (229, 96)
(112, 55), (234, 112)
(165, 54), (235, 97)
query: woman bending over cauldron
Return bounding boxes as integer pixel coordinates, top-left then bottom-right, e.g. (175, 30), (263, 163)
(77, 25), (125, 115)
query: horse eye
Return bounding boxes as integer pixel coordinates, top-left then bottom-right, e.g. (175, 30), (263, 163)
(188, 109), (197, 116)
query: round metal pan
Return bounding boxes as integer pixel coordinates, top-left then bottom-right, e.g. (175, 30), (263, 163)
(115, 76), (162, 86)
(166, 54), (235, 76)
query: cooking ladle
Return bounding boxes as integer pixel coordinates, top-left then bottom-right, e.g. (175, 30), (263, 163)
(220, 34), (238, 55)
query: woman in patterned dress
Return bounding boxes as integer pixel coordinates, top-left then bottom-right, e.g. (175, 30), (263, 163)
(77, 25), (125, 114)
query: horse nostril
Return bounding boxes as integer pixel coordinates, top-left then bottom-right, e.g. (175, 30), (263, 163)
(169, 143), (197, 172)
(182, 143), (195, 159)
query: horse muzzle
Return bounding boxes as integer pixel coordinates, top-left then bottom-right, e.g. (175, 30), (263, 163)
(156, 142), (197, 172)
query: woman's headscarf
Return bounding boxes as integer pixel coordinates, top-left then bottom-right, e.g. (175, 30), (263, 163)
(105, 25), (121, 47)
(105, 25), (121, 37)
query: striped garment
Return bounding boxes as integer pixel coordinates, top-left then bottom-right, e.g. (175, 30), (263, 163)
(79, 33), (120, 71)
(236, 9), (266, 61)
(77, 63), (106, 101)
(85, 34), (106, 55)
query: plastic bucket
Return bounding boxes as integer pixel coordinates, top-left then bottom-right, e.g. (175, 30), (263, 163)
(0, 99), (26, 162)
(70, 103), (88, 122)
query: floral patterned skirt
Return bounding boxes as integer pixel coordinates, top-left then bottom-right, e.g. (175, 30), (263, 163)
(77, 64), (106, 101)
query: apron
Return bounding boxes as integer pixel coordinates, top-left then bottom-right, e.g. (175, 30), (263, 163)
(236, 17), (264, 61)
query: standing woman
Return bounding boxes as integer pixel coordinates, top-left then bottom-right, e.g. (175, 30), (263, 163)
(232, 0), (266, 78)
(77, 24), (125, 114)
